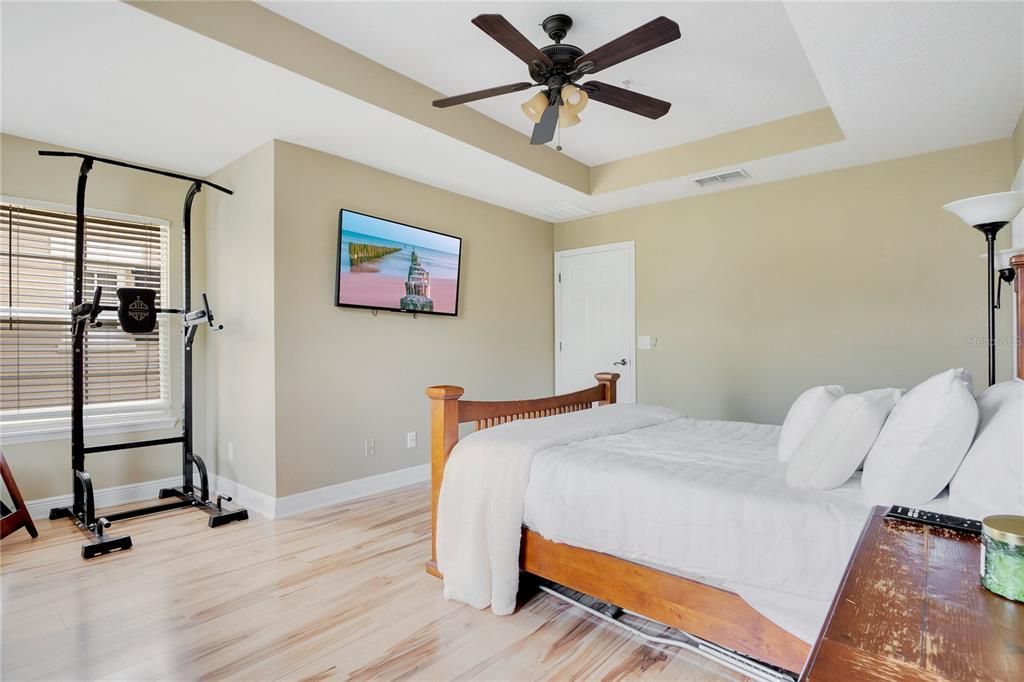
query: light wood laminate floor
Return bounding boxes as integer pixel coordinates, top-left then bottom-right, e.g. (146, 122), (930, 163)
(1, 483), (745, 680)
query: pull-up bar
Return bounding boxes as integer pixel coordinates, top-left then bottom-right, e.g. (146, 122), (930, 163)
(39, 148), (246, 559)
(38, 150), (233, 195)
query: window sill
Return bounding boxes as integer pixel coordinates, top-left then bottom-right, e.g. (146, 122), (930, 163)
(0, 411), (178, 446)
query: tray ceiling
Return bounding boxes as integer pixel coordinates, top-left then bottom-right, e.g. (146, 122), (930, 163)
(2, 1), (1021, 222)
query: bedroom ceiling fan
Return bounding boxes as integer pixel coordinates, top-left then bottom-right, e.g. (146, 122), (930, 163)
(432, 13), (681, 145)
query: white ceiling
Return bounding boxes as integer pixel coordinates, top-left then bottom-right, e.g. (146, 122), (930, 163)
(0, 1), (584, 219)
(786, 0), (1024, 162)
(260, 1), (830, 166)
(1, 1), (1022, 224)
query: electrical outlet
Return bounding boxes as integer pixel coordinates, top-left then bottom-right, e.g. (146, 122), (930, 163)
(227, 441), (235, 462)
(364, 438), (375, 457)
(406, 431), (417, 448)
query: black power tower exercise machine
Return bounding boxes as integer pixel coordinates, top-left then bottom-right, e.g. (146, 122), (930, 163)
(39, 151), (249, 559)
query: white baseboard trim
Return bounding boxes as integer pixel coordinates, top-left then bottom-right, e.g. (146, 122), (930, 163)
(25, 464), (430, 522)
(273, 463), (430, 518)
(25, 475), (181, 520)
(210, 475), (277, 519)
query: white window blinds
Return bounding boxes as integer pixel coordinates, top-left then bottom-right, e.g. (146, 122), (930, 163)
(1, 200), (169, 417)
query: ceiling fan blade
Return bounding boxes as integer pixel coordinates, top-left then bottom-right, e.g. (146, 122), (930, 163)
(530, 100), (559, 145)
(472, 14), (554, 69)
(433, 82), (536, 108)
(576, 16), (681, 74)
(582, 81), (671, 119)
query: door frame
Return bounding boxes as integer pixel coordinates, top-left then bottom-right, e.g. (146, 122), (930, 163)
(554, 241), (637, 403)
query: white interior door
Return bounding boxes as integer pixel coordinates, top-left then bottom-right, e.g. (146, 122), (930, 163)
(555, 242), (636, 403)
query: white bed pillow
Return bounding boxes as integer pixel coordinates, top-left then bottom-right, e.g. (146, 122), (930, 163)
(862, 368), (978, 508)
(785, 388), (902, 490)
(778, 385), (845, 462)
(948, 380), (1023, 519)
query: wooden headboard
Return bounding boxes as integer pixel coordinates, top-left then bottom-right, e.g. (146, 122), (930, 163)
(1014, 254), (1024, 380)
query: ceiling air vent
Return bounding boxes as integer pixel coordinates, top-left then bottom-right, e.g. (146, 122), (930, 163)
(537, 203), (593, 222)
(692, 168), (750, 188)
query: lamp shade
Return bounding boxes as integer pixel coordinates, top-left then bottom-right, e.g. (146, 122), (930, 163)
(521, 91), (549, 124)
(943, 191), (1024, 227)
(560, 84), (589, 115)
(558, 109), (581, 129)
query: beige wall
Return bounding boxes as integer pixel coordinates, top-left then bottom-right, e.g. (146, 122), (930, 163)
(1013, 108), (1024, 249)
(270, 141), (554, 497)
(555, 139), (1014, 425)
(0, 133), (207, 500)
(1012, 107), (1024, 177)
(205, 142), (278, 497)
(8, 129), (1013, 500)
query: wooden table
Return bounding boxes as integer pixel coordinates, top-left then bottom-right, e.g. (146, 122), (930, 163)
(802, 506), (1023, 681)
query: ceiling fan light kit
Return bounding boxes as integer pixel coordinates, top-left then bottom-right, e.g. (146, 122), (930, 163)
(432, 12), (681, 146)
(521, 91), (549, 123)
(558, 107), (582, 130)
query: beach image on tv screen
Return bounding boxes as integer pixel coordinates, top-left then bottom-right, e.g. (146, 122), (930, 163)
(337, 210), (460, 315)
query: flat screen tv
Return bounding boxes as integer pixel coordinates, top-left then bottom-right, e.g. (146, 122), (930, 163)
(335, 209), (462, 316)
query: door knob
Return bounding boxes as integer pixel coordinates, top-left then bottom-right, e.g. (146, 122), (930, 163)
(612, 358), (628, 366)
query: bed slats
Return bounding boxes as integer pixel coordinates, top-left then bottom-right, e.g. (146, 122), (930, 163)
(471, 401), (593, 431)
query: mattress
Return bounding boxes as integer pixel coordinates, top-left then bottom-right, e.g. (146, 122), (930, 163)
(522, 416), (873, 644)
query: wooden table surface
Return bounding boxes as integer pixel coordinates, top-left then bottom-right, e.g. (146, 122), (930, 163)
(802, 506), (1023, 681)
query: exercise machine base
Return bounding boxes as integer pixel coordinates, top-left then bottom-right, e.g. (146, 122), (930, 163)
(49, 487), (248, 560)
(159, 486), (250, 527)
(82, 534), (133, 560)
(48, 505), (135, 560)
(207, 507), (250, 528)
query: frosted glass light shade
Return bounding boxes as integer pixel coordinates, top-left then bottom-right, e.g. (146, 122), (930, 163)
(558, 109), (581, 128)
(560, 84), (589, 114)
(943, 191), (1024, 227)
(521, 91), (549, 124)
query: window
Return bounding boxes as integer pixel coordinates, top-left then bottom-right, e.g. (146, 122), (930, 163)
(1, 198), (172, 441)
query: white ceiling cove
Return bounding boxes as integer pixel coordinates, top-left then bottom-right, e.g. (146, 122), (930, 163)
(2, 1), (1022, 223)
(260, 1), (830, 166)
(0, 1), (583, 217)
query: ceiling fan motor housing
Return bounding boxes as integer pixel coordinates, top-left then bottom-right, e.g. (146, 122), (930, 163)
(529, 14), (585, 88)
(530, 43), (585, 85)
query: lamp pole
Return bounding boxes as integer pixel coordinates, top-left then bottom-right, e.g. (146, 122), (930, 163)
(974, 222), (1005, 387)
(943, 192), (1024, 388)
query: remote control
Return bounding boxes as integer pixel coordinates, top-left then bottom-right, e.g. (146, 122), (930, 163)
(885, 506), (982, 535)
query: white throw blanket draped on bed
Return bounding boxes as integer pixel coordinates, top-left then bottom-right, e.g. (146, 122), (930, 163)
(436, 403), (680, 614)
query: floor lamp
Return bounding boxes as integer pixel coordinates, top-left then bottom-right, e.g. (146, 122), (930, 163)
(943, 191), (1024, 386)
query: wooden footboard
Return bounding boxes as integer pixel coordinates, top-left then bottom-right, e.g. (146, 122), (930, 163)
(424, 373), (810, 674)
(425, 372), (619, 575)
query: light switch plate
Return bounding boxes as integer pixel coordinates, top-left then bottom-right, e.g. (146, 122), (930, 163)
(638, 335), (653, 350)
(406, 431), (417, 449)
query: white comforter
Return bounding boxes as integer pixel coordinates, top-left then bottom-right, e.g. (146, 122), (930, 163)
(437, 406), (878, 644)
(436, 403), (680, 614)
(522, 416), (871, 643)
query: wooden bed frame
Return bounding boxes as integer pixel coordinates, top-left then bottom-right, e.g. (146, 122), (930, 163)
(425, 373), (809, 673)
(426, 255), (1024, 675)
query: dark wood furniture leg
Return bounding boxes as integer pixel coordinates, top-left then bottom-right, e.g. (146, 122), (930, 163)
(1, 452), (39, 540)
